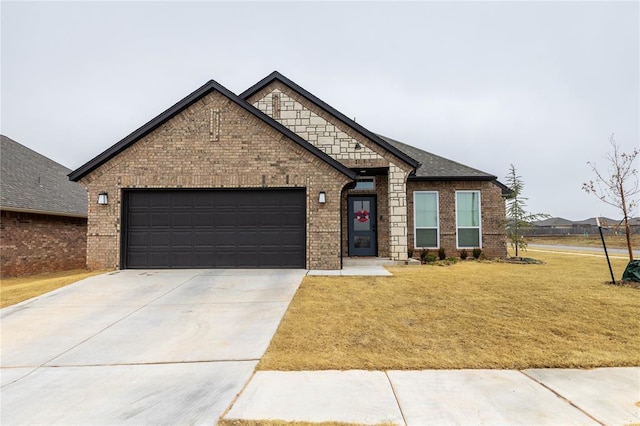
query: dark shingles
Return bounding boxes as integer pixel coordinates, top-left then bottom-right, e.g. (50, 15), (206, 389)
(377, 134), (497, 180)
(1, 135), (87, 217)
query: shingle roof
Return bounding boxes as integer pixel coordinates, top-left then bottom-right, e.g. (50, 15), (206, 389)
(240, 71), (420, 169)
(1, 135), (87, 217)
(377, 134), (497, 180)
(69, 79), (356, 182)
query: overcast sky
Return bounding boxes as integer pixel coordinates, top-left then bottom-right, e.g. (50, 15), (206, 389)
(2, 1), (638, 220)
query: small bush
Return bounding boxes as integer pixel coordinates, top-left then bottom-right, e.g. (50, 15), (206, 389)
(420, 249), (429, 264)
(460, 249), (468, 260)
(408, 247), (414, 258)
(438, 247), (446, 260)
(472, 247), (482, 259)
(424, 254), (437, 263)
(446, 257), (459, 264)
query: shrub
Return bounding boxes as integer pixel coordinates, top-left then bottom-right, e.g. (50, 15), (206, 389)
(438, 247), (446, 260)
(424, 254), (437, 263)
(460, 249), (468, 260)
(446, 257), (459, 264)
(408, 247), (414, 258)
(420, 249), (429, 264)
(473, 247), (482, 259)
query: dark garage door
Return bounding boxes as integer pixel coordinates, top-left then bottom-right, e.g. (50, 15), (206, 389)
(123, 189), (306, 269)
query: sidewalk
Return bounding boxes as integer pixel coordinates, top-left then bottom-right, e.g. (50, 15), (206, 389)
(223, 367), (640, 425)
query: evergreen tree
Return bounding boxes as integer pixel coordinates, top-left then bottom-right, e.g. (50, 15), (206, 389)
(505, 165), (549, 257)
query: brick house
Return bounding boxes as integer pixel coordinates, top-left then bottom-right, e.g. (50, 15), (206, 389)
(69, 72), (508, 271)
(1, 135), (88, 277)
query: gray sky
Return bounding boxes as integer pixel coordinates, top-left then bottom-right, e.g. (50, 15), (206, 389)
(2, 1), (638, 220)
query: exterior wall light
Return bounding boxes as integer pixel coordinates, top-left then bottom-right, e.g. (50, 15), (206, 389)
(318, 191), (326, 204)
(97, 192), (108, 205)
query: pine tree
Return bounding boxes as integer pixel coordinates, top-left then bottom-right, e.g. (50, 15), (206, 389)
(505, 165), (549, 257)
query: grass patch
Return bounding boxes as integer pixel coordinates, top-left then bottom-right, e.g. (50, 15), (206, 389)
(528, 234), (640, 250)
(259, 251), (639, 371)
(0, 269), (106, 308)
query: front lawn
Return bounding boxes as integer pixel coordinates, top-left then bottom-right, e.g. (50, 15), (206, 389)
(259, 251), (639, 370)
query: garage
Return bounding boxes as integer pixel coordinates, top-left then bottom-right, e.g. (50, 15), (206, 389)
(122, 189), (306, 269)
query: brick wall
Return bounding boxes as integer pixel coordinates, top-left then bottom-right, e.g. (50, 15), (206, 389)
(79, 90), (352, 270)
(407, 180), (507, 258)
(0, 210), (87, 277)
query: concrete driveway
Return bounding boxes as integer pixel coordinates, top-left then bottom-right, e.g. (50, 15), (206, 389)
(0, 269), (306, 425)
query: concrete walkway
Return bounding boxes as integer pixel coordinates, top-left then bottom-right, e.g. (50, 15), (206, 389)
(224, 367), (640, 425)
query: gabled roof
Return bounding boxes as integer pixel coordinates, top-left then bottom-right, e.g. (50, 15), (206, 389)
(69, 79), (357, 182)
(1, 135), (87, 217)
(240, 71), (420, 170)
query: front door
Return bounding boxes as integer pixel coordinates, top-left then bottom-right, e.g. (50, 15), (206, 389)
(348, 196), (377, 256)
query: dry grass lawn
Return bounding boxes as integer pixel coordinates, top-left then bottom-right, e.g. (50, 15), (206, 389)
(259, 251), (639, 371)
(0, 270), (106, 308)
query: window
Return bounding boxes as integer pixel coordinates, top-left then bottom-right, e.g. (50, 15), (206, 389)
(456, 191), (481, 248)
(354, 177), (375, 191)
(414, 191), (439, 248)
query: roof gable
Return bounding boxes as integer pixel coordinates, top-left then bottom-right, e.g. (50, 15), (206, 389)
(69, 79), (356, 182)
(1, 135), (87, 217)
(240, 71), (419, 169)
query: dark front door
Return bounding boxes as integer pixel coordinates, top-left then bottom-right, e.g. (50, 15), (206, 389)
(348, 196), (377, 256)
(123, 189), (306, 269)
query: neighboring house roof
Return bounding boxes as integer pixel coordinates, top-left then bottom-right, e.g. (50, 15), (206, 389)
(1, 135), (87, 217)
(240, 71), (420, 170)
(534, 217), (575, 227)
(69, 79), (357, 182)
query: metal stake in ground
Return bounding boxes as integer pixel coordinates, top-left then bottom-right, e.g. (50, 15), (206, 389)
(597, 217), (616, 284)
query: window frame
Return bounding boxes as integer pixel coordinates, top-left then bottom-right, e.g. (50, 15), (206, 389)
(455, 190), (482, 249)
(413, 191), (440, 249)
(353, 177), (375, 191)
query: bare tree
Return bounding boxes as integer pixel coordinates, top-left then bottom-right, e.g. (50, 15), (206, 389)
(582, 134), (639, 261)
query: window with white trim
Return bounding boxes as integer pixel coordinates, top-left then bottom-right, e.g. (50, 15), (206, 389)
(414, 191), (439, 248)
(456, 191), (481, 248)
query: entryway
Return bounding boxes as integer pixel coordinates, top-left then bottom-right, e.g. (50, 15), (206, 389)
(347, 195), (377, 256)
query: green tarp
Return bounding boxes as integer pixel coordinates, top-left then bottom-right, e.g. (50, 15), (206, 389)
(622, 260), (640, 283)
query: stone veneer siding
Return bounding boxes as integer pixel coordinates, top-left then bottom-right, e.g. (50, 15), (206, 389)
(79, 91), (352, 270)
(247, 83), (412, 261)
(0, 210), (87, 277)
(406, 180), (507, 258)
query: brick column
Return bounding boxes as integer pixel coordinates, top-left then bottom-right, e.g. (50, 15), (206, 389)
(388, 164), (409, 261)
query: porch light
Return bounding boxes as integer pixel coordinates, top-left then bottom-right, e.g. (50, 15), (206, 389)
(318, 191), (326, 204)
(97, 192), (108, 205)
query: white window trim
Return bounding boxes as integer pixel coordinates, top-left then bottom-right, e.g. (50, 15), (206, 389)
(413, 191), (439, 249)
(455, 190), (482, 249)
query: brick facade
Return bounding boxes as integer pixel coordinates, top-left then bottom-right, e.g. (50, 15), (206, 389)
(0, 210), (87, 277)
(407, 180), (507, 258)
(78, 91), (352, 270)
